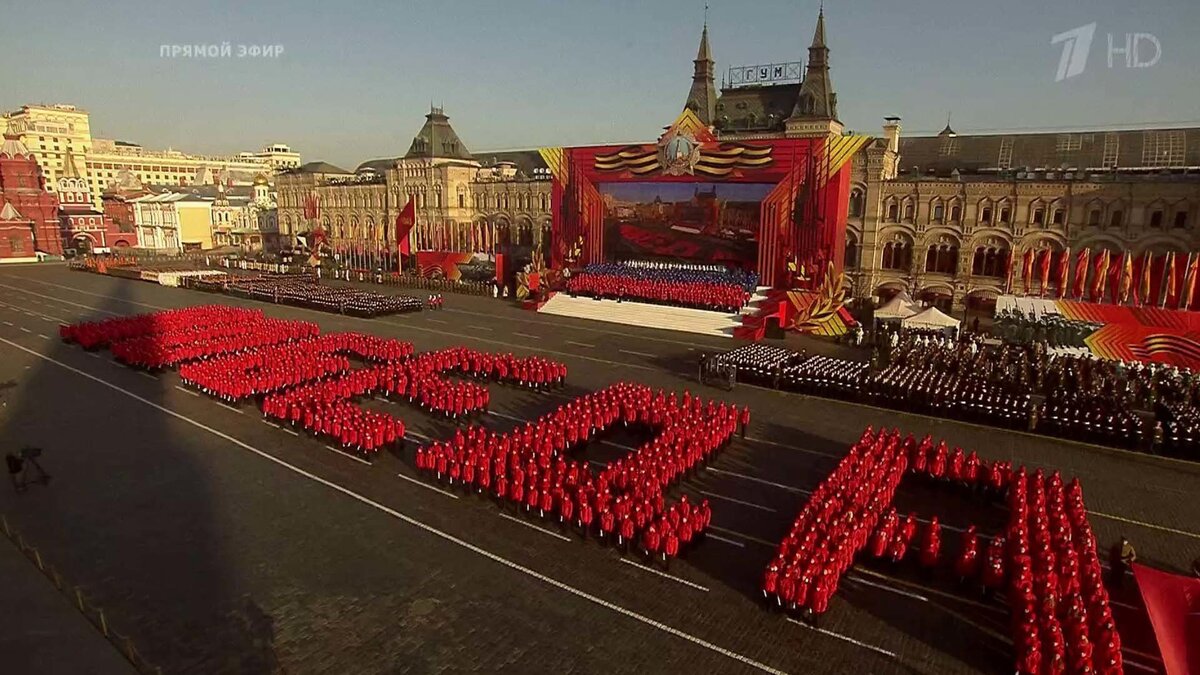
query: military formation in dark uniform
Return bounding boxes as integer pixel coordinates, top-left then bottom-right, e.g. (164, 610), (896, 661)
(224, 276), (425, 316)
(710, 332), (1200, 461)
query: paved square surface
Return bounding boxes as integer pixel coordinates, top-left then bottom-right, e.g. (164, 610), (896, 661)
(0, 264), (1193, 674)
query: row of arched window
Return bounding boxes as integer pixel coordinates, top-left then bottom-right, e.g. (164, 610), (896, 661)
(471, 192), (549, 212)
(856, 189), (1194, 232)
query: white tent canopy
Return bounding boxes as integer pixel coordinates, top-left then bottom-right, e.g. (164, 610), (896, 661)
(902, 306), (961, 330)
(875, 292), (921, 320)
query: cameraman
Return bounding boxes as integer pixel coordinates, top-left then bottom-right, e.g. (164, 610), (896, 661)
(7, 447), (49, 493)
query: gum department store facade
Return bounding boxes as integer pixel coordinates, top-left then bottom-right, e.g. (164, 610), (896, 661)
(277, 13), (1200, 317)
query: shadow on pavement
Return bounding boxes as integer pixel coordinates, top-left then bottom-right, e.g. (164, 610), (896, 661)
(0, 278), (283, 673)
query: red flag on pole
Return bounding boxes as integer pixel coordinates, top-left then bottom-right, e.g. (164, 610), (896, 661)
(1038, 249), (1052, 297)
(1021, 249), (1035, 295)
(1073, 248), (1089, 300)
(1136, 251), (1152, 306)
(1107, 251), (1123, 304)
(1117, 250), (1133, 305)
(1163, 251), (1179, 308)
(1182, 253), (1199, 311)
(1056, 246), (1070, 298)
(395, 198), (416, 256)
(1091, 250), (1110, 302)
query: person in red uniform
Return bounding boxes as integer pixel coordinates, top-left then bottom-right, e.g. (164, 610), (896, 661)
(870, 508), (898, 559)
(981, 534), (1006, 597)
(918, 517), (942, 570)
(953, 525), (980, 583)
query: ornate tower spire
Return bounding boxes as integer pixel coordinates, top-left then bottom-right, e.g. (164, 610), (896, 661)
(790, 6), (838, 123)
(684, 18), (718, 125)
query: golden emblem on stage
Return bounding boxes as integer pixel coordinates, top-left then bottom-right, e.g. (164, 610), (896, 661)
(658, 127), (703, 176)
(789, 262), (848, 333)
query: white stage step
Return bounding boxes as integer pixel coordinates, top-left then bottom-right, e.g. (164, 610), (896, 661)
(538, 293), (742, 338)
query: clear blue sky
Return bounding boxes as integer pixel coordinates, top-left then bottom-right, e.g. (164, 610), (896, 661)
(3, 0), (1198, 169)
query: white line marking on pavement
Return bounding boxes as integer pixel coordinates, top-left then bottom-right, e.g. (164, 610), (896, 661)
(845, 574), (928, 602)
(19, 327), (31, 333)
(0, 283), (121, 315)
(1109, 599), (1141, 611)
(426, 318), (448, 324)
(1089, 510), (1200, 540)
(87, 352), (101, 359)
(1, 321), (11, 327)
(567, 341), (596, 348)
(696, 490), (777, 513)
(619, 349), (655, 358)
(1122, 658), (1158, 673)
(173, 385), (200, 397)
(38, 334), (49, 340)
(282, 428), (299, 436)
(708, 525), (777, 548)
(513, 332), (540, 340)
(852, 567), (1004, 614)
(137, 371), (157, 380)
(472, 325), (494, 332)
(619, 559), (709, 592)
(405, 430), (433, 442)
(41, 316), (55, 322)
(588, 459), (607, 468)
(0, 337), (790, 675)
(1122, 646), (1163, 662)
(498, 513), (572, 542)
(742, 434), (841, 459)
(708, 468), (809, 494)
(396, 472), (460, 500)
(706, 534), (746, 548)
(324, 445), (373, 465)
(260, 418), (280, 428)
(218, 402), (245, 415)
(786, 618), (898, 660)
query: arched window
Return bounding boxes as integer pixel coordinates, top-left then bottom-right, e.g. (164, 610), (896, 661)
(539, 194), (547, 211)
(844, 234), (860, 269)
(971, 246), (1010, 278)
(902, 200), (914, 223)
(924, 243), (959, 275)
(1110, 209), (1124, 228)
(1149, 209), (1164, 228)
(881, 241), (911, 271)
(886, 200), (898, 222)
(932, 202), (945, 223)
(849, 190), (865, 217)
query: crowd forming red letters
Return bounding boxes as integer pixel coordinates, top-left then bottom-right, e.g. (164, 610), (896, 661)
(62, 305), (1122, 669)
(763, 427), (1123, 674)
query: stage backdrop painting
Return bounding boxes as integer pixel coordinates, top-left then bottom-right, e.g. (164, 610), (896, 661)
(599, 182), (769, 267)
(544, 109), (869, 289)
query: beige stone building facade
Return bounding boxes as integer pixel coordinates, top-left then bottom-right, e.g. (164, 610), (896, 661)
(276, 107), (553, 255)
(1, 104), (296, 208)
(846, 126), (1200, 317)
